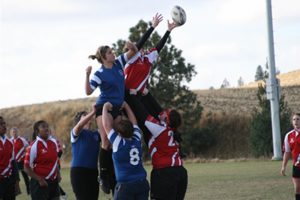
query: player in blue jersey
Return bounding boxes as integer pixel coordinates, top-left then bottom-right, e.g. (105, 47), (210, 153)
(70, 106), (101, 200)
(85, 13), (163, 194)
(102, 101), (149, 200)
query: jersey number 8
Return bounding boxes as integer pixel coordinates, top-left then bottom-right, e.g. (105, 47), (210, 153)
(130, 148), (140, 165)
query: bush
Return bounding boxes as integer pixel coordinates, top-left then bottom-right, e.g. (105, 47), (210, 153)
(250, 84), (291, 157)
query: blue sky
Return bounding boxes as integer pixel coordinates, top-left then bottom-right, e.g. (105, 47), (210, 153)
(1, 0), (299, 109)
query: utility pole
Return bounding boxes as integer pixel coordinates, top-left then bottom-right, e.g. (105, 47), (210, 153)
(265, 0), (282, 160)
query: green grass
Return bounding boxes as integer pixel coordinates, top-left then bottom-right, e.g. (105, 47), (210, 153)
(16, 160), (293, 200)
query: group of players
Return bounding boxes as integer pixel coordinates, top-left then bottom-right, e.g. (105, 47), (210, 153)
(78, 13), (188, 200)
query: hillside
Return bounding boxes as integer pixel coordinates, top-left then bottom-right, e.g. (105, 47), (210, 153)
(195, 86), (300, 115)
(242, 69), (300, 88)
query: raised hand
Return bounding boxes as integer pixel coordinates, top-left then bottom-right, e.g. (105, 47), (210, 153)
(167, 20), (178, 32)
(152, 13), (163, 28)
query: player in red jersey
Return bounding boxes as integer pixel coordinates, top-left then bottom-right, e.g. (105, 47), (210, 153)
(0, 116), (20, 200)
(281, 113), (300, 200)
(24, 120), (61, 200)
(124, 19), (178, 143)
(10, 127), (30, 195)
(132, 100), (187, 200)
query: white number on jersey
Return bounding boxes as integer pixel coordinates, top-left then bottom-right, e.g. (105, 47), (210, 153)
(168, 131), (176, 147)
(129, 148), (140, 165)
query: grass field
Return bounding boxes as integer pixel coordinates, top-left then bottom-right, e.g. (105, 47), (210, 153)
(16, 160), (294, 200)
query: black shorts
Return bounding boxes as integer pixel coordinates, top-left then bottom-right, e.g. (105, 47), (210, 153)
(30, 178), (60, 200)
(17, 161), (24, 170)
(293, 165), (300, 178)
(150, 166), (188, 200)
(70, 167), (99, 200)
(95, 104), (122, 119)
(0, 176), (15, 199)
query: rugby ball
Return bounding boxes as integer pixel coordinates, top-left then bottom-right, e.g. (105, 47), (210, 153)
(171, 5), (186, 26)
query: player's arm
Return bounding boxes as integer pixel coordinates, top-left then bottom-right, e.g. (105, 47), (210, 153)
(73, 106), (96, 136)
(281, 151), (291, 176)
(136, 13), (163, 50)
(85, 66), (94, 95)
(281, 135), (291, 176)
(102, 102), (114, 134)
(124, 41), (139, 61)
(155, 20), (178, 53)
(122, 102), (137, 126)
(24, 147), (48, 187)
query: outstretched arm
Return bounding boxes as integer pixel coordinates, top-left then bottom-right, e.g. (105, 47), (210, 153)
(136, 13), (163, 50)
(156, 20), (178, 53)
(124, 41), (139, 61)
(73, 106), (96, 136)
(122, 102), (137, 125)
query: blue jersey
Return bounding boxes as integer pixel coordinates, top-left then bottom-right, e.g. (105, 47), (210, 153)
(90, 54), (127, 106)
(70, 129), (100, 169)
(108, 125), (147, 183)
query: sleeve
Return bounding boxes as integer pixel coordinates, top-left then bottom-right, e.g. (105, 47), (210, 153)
(145, 116), (166, 138)
(90, 70), (102, 91)
(284, 134), (291, 153)
(132, 125), (142, 141)
(115, 54), (128, 69)
(70, 129), (80, 143)
(136, 26), (154, 50)
(24, 142), (37, 169)
(155, 30), (170, 53)
(108, 129), (122, 153)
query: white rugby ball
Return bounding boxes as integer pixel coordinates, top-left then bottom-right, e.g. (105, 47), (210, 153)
(171, 5), (186, 26)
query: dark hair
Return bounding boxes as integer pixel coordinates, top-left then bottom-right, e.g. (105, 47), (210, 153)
(88, 45), (110, 64)
(168, 110), (182, 130)
(33, 120), (48, 140)
(115, 119), (134, 138)
(74, 111), (88, 125)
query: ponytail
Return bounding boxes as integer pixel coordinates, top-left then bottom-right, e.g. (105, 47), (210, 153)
(88, 45), (110, 64)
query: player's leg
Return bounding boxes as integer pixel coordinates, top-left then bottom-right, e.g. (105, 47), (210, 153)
(292, 166), (300, 200)
(150, 168), (176, 200)
(96, 114), (112, 194)
(175, 166), (188, 200)
(141, 92), (163, 119)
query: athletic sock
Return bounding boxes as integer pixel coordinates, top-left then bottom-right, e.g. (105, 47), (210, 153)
(296, 194), (300, 200)
(99, 148), (111, 178)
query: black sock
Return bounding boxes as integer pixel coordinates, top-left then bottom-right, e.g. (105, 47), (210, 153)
(99, 148), (112, 179)
(296, 194), (300, 200)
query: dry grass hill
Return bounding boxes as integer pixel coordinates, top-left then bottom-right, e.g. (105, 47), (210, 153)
(195, 69), (300, 115)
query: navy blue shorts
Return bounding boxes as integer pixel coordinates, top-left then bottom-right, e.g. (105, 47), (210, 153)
(114, 178), (149, 200)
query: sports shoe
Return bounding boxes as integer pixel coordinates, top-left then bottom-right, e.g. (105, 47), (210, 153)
(99, 177), (110, 194)
(60, 194), (68, 200)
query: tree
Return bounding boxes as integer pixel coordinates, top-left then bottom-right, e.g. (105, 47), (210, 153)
(237, 76), (244, 87)
(255, 65), (264, 81)
(112, 20), (203, 134)
(220, 78), (230, 89)
(250, 82), (291, 157)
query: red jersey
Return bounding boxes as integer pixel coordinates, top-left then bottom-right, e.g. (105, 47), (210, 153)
(13, 136), (29, 162)
(0, 135), (14, 178)
(284, 129), (300, 166)
(124, 49), (158, 92)
(145, 116), (182, 169)
(24, 136), (59, 180)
